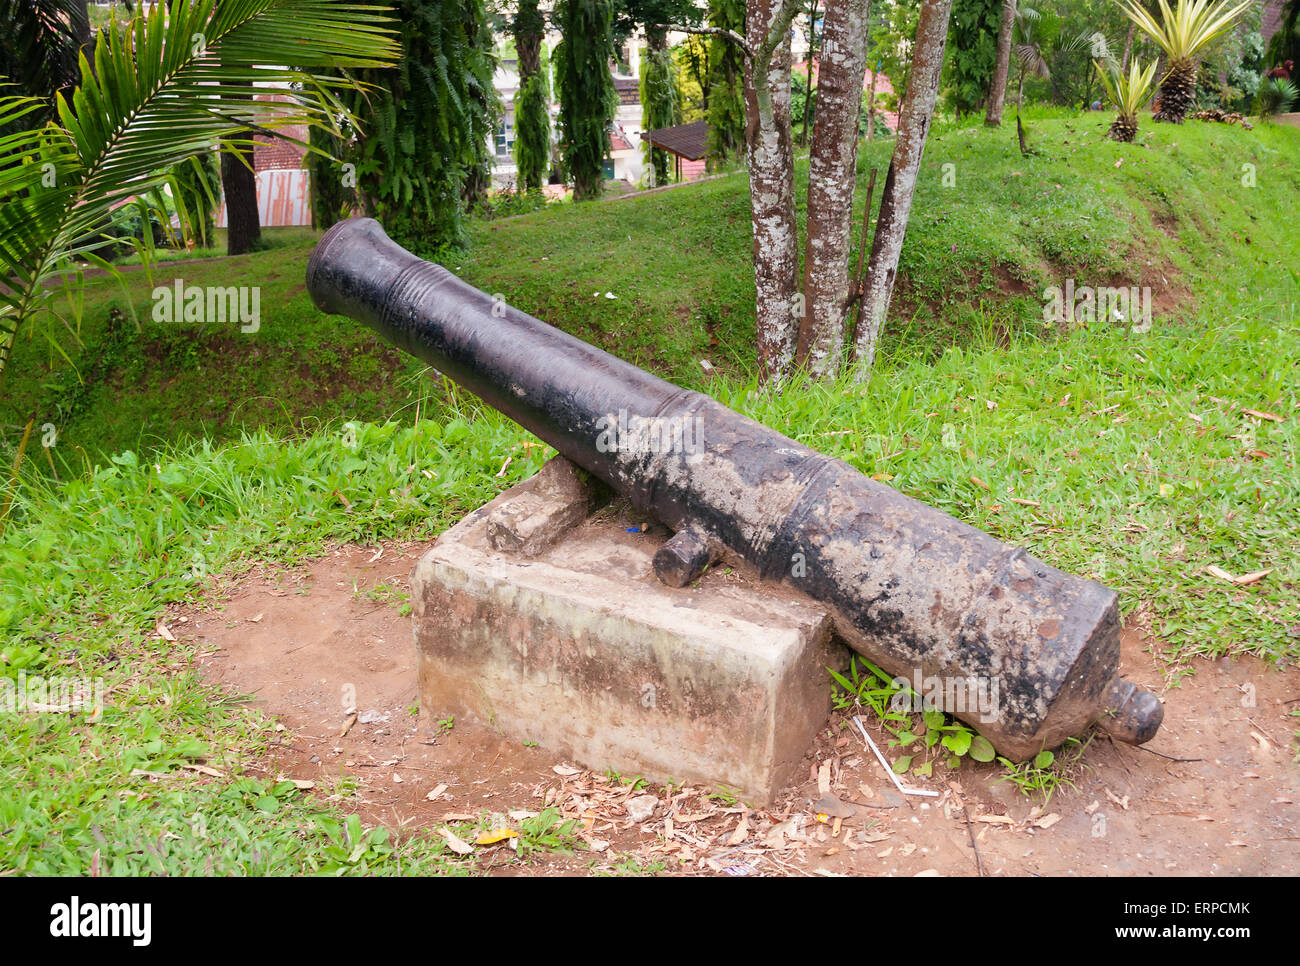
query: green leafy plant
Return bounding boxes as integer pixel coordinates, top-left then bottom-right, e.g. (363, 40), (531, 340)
(996, 736), (1091, 803)
(1096, 57), (1161, 141)
(640, 42), (680, 185)
(829, 657), (990, 774)
(1119, 0), (1254, 123)
(1255, 76), (1299, 116)
(553, 0), (618, 200)
(340, 0), (499, 251)
(0, 0), (398, 388)
(512, 8), (551, 193)
(516, 807), (580, 857)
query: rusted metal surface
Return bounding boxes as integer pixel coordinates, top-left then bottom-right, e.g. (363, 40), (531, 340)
(307, 217), (1163, 761)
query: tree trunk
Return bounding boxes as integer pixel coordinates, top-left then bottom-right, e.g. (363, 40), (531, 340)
(1121, 22), (1135, 71)
(800, 0), (820, 147)
(513, 0), (548, 192)
(515, 0), (542, 78)
(745, 0), (801, 383)
(222, 140), (260, 256)
(221, 81), (261, 256)
(851, 0), (952, 375)
(796, 0), (871, 376)
(646, 28), (673, 185)
(984, 0), (1016, 127)
(866, 66), (877, 139)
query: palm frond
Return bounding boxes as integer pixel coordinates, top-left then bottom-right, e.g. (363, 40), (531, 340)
(1096, 56), (1160, 114)
(1014, 43), (1052, 80)
(0, 0), (398, 384)
(1118, 0), (1255, 61)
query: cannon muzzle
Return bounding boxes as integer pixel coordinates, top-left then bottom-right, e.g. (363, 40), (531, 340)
(307, 217), (1162, 761)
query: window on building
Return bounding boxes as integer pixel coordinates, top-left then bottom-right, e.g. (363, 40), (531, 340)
(495, 114), (515, 158)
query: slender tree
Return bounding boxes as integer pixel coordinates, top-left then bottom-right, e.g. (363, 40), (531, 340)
(946, 0), (1001, 116)
(706, 0), (747, 163)
(642, 27), (682, 183)
(220, 82), (261, 256)
(985, 0), (1016, 125)
(743, 0), (803, 380)
(344, 0), (498, 249)
(555, 0), (618, 200)
(667, 0), (944, 383)
(852, 0), (953, 374)
(796, 0), (869, 375)
(513, 0), (551, 191)
(619, 1), (695, 182)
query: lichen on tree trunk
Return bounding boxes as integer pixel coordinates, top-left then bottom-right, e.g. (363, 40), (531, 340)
(851, 0), (953, 376)
(796, 0), (871, 377)
(744, 0), (803, 383)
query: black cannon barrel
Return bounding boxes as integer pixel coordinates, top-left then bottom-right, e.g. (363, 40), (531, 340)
(307, 217), (1162, 761)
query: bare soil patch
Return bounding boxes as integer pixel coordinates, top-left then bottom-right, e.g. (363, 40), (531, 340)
(179, 541), (1300, 877)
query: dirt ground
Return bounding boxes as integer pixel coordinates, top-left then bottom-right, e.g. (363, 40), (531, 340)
(179, 540), (1300, 877)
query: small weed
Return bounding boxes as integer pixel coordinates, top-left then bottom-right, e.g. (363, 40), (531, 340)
(354, 580), (409, 607)
(603, 768), (646, 790)
(995, 736), (1093, 805)
(830, 657), (993, 776)
(516, 807), (580, 857)
(598, 855), (668, 876)
(705, 785), (741, 806)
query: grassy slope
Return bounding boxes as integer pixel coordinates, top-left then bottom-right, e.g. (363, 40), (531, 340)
(1, 116), (1297, 874)
(4, 116), (1297, 460)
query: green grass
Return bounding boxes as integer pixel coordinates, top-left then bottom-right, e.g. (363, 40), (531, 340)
(3, 297), (1295, 868)
(0, 403), (549, 874)
(0, 113), (1297, 871)
(4, 116), (1297, 461)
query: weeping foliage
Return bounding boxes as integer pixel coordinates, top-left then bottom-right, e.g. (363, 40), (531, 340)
(640, 44), (681, 184)
(513, 45), (552, 191)
(554, 0), (618, 201)
(344, 0), (499, 249)
(705, 0), (746, 164)
(0, 0), (398, 386)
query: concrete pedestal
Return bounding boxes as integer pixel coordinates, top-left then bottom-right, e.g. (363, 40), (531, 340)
(410, 468), (845, 804)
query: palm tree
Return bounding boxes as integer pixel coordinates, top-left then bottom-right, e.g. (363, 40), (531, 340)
(1009, 5), (1050, 153)
(1096, 57), (1160, 141)
(0, 0), (399, 387)
(1119, 0), (1253, 123)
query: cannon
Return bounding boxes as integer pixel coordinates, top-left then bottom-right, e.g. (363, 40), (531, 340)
(306, 217), (1162, 761)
